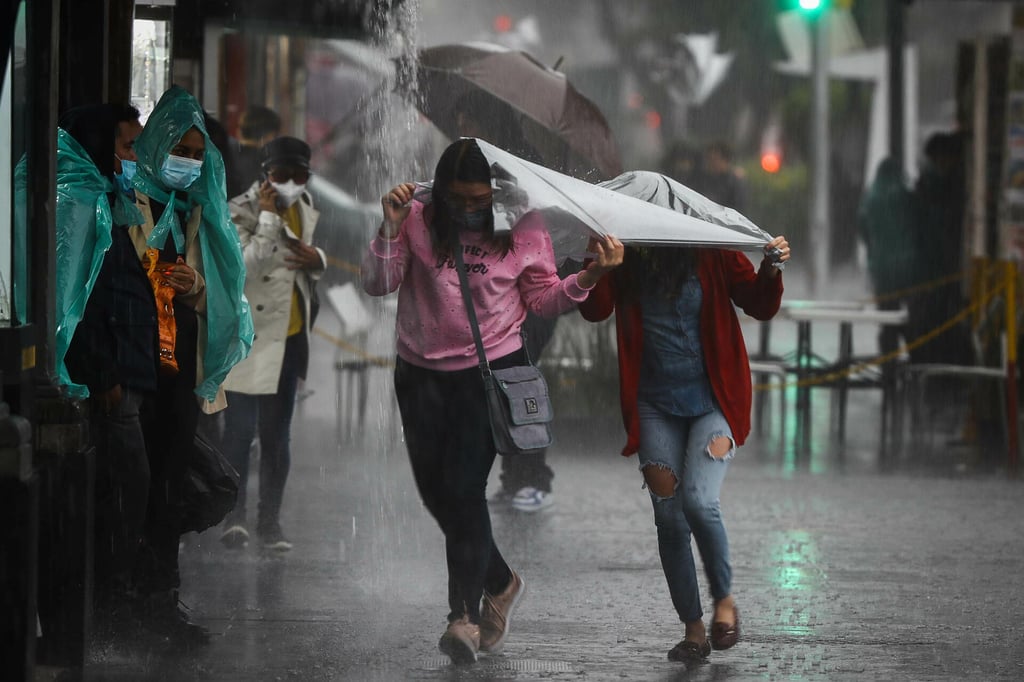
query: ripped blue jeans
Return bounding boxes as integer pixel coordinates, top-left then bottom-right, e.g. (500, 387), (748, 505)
(637, 400), (733, 623)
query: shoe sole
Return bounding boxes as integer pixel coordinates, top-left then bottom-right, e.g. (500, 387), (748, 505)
(220, 527), (249, 549)
(511, 500), (554, 513)
(438, 633), (478, 664)
(260, 543), (292, 553)
(479, 574), (526, 655)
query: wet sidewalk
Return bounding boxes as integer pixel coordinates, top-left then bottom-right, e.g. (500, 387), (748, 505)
(77, 263), (1024, 681)
(79, 408), (1024, 681)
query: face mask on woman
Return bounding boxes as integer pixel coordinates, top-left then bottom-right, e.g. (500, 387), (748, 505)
(160, 154), (203, 191)
(453, 208), (492, 233)
(114, 157), (137, 195)
(270, 180), (306, 208)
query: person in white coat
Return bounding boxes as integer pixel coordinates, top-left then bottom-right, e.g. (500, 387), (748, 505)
(220, 136), (326, 552)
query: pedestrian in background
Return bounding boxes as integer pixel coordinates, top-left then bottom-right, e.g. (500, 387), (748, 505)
(698, 141), (747, 213)
(908, 132), (970, 365)
(227, 105), (281, 198)
(858, 157), (915, 356)
(361, 138), (622, 663)
(220, 136), (326, 552)
(661, 140), (702, 188)
(580, 232), (789, 662)
(453, 91), (560, 513)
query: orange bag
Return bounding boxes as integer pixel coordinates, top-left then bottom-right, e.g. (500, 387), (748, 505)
(144, 247), (179, 375)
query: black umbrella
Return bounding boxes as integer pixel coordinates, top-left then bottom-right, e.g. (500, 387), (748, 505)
(403, 42), (622, 182)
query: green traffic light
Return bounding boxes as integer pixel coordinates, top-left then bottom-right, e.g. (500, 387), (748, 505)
(799, 0), (822, 9)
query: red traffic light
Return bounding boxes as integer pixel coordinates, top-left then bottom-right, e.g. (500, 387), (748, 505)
(761, 152), (781, 173)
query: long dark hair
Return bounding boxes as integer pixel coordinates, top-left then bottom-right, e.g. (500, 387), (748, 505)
(429, 138), (511, 257)
(618, 245), (699, 302)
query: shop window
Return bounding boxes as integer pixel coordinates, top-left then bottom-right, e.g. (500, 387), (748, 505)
(131, 5), (173, 123)
(2, 1), (27, 324)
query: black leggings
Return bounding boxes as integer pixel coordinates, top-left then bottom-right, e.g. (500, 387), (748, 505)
(135, 303), (199, 595)
(394, 350), (524, 623)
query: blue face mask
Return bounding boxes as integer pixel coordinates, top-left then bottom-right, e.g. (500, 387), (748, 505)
(454, 208), (492, 233)
(160, 154), (203, 191)
(114, 159), (137, 195)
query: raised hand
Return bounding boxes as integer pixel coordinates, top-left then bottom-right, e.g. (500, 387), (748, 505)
(380, 182), (417, 238)
(577, 234), (625, 289)
(763, 235), (791, 277)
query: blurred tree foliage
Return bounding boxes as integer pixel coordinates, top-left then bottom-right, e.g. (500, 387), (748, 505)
(594, 0), (885, 265)
(596, 0), (887, 159)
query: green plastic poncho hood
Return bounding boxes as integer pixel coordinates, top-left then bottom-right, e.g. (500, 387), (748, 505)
(132, 85), (253, 402)
(54, 128), (114, 398)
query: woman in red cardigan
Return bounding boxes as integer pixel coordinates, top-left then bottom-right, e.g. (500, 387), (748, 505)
(580, 237), (789, 661)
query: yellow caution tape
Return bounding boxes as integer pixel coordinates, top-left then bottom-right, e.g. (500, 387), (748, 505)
(753, 281), (1007, 391)
(312, 327), (393, 368)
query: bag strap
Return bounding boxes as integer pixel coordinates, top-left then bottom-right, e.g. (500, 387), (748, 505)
(452, 242), (491, 376)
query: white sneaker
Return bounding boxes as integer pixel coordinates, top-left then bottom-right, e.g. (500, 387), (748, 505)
(511, 487), (553, 512)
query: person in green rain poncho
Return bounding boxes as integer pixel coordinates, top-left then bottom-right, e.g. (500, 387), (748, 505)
(57, 103), (158, 642)
(858, 157), (916, 358)
(126, 85), (253, 643)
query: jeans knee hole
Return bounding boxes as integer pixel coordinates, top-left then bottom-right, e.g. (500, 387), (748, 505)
(706, 434), (735, 460)
(641, 463), (678, 498)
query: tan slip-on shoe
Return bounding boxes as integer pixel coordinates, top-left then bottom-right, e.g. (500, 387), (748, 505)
(479, 569), (526, 654)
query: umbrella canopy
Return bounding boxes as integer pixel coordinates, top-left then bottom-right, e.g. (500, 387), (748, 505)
(409, 42), (622, 182)
(415, 139), (772, 264)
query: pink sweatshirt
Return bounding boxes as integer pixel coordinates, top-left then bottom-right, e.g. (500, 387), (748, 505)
(361, 200), (592, 371)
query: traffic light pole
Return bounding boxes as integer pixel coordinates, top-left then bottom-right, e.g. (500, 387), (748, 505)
(810, 9), (831, 294)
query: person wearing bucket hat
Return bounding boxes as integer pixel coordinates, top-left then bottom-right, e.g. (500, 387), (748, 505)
(219, 135), (325, 553)
(126, 85), (253, 643)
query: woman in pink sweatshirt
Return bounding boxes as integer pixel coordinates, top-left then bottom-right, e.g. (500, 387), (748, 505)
(362, 138), (622, 663)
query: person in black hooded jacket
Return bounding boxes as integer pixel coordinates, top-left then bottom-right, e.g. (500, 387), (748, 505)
(60, 103), (160, 638)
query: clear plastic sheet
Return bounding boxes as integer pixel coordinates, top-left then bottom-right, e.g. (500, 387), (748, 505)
(470, 138), (773, 264)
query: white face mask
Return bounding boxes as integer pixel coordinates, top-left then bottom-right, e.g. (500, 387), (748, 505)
(160, 154), (204, 191)
(271, 180), (305, 207)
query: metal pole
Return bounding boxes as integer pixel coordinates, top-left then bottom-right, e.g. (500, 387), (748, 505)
(30, 0), (59, 384)
(1005, 260), (1019, 475)
(810, 10), (831, 293)
(887, 0), (905, 171)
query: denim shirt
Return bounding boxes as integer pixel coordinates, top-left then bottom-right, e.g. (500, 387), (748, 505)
(638, 275), (715, 416)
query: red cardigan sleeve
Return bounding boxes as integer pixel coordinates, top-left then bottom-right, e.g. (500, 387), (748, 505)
(722, 250), (784, 319)
(579, 274), (615, 321)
